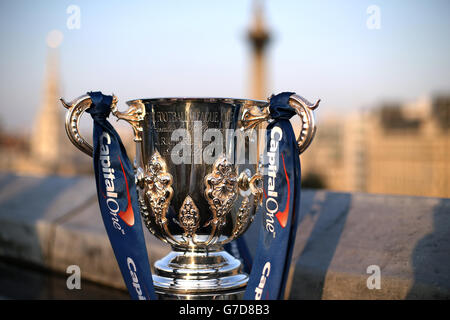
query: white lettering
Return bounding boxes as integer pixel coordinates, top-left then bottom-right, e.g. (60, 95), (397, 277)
(127, 257), (146, 300)
(255, 262), (271, 299)
(264, 127), (283, 236)
(99, 132), (123, 233)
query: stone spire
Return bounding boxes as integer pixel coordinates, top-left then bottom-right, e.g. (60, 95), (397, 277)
(248, 0), (271, 100)
(31, 48), (70, 170)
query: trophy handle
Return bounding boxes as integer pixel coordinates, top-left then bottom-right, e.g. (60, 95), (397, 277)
(241, 93), (320, 154)
(60, 95), (145, 157)
(60, 95), (95, 157)
(111, 99), (146, 142)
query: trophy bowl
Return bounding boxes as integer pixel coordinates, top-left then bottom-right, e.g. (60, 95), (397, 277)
(61, 94), (317, 299)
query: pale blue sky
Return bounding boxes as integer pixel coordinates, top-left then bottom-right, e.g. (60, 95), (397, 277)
(0, 0), (449, 132)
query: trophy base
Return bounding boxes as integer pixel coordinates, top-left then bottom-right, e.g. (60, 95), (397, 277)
(154, 288), (245, 300)
(152, 246), (248, 300)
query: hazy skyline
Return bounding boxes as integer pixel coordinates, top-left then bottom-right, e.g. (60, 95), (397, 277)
(0, 0), (449, 132)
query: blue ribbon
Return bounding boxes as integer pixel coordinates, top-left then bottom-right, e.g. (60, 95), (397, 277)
(87, 92), (156, 300)
(242, 92), (301, 300)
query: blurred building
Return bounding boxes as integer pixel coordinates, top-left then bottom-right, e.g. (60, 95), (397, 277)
(0, 49), (92, 176)
(301, 96), (450, 198)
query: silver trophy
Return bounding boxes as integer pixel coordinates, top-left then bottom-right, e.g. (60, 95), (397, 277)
(60, 94), (318, 299)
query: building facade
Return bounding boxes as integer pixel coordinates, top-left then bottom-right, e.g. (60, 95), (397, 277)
(301, 96), (450, 198)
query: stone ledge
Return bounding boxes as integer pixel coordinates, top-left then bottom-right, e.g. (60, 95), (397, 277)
(0, 174), (99, 266)
(50, 199), (170, 290)
(0, 174), (170, 291)
(0, 174), (448, 299)
(285, 190), (450, 299)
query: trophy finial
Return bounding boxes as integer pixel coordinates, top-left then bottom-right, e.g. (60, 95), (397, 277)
(60, 98), (71, 109)
(311, 99), (321, 110)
